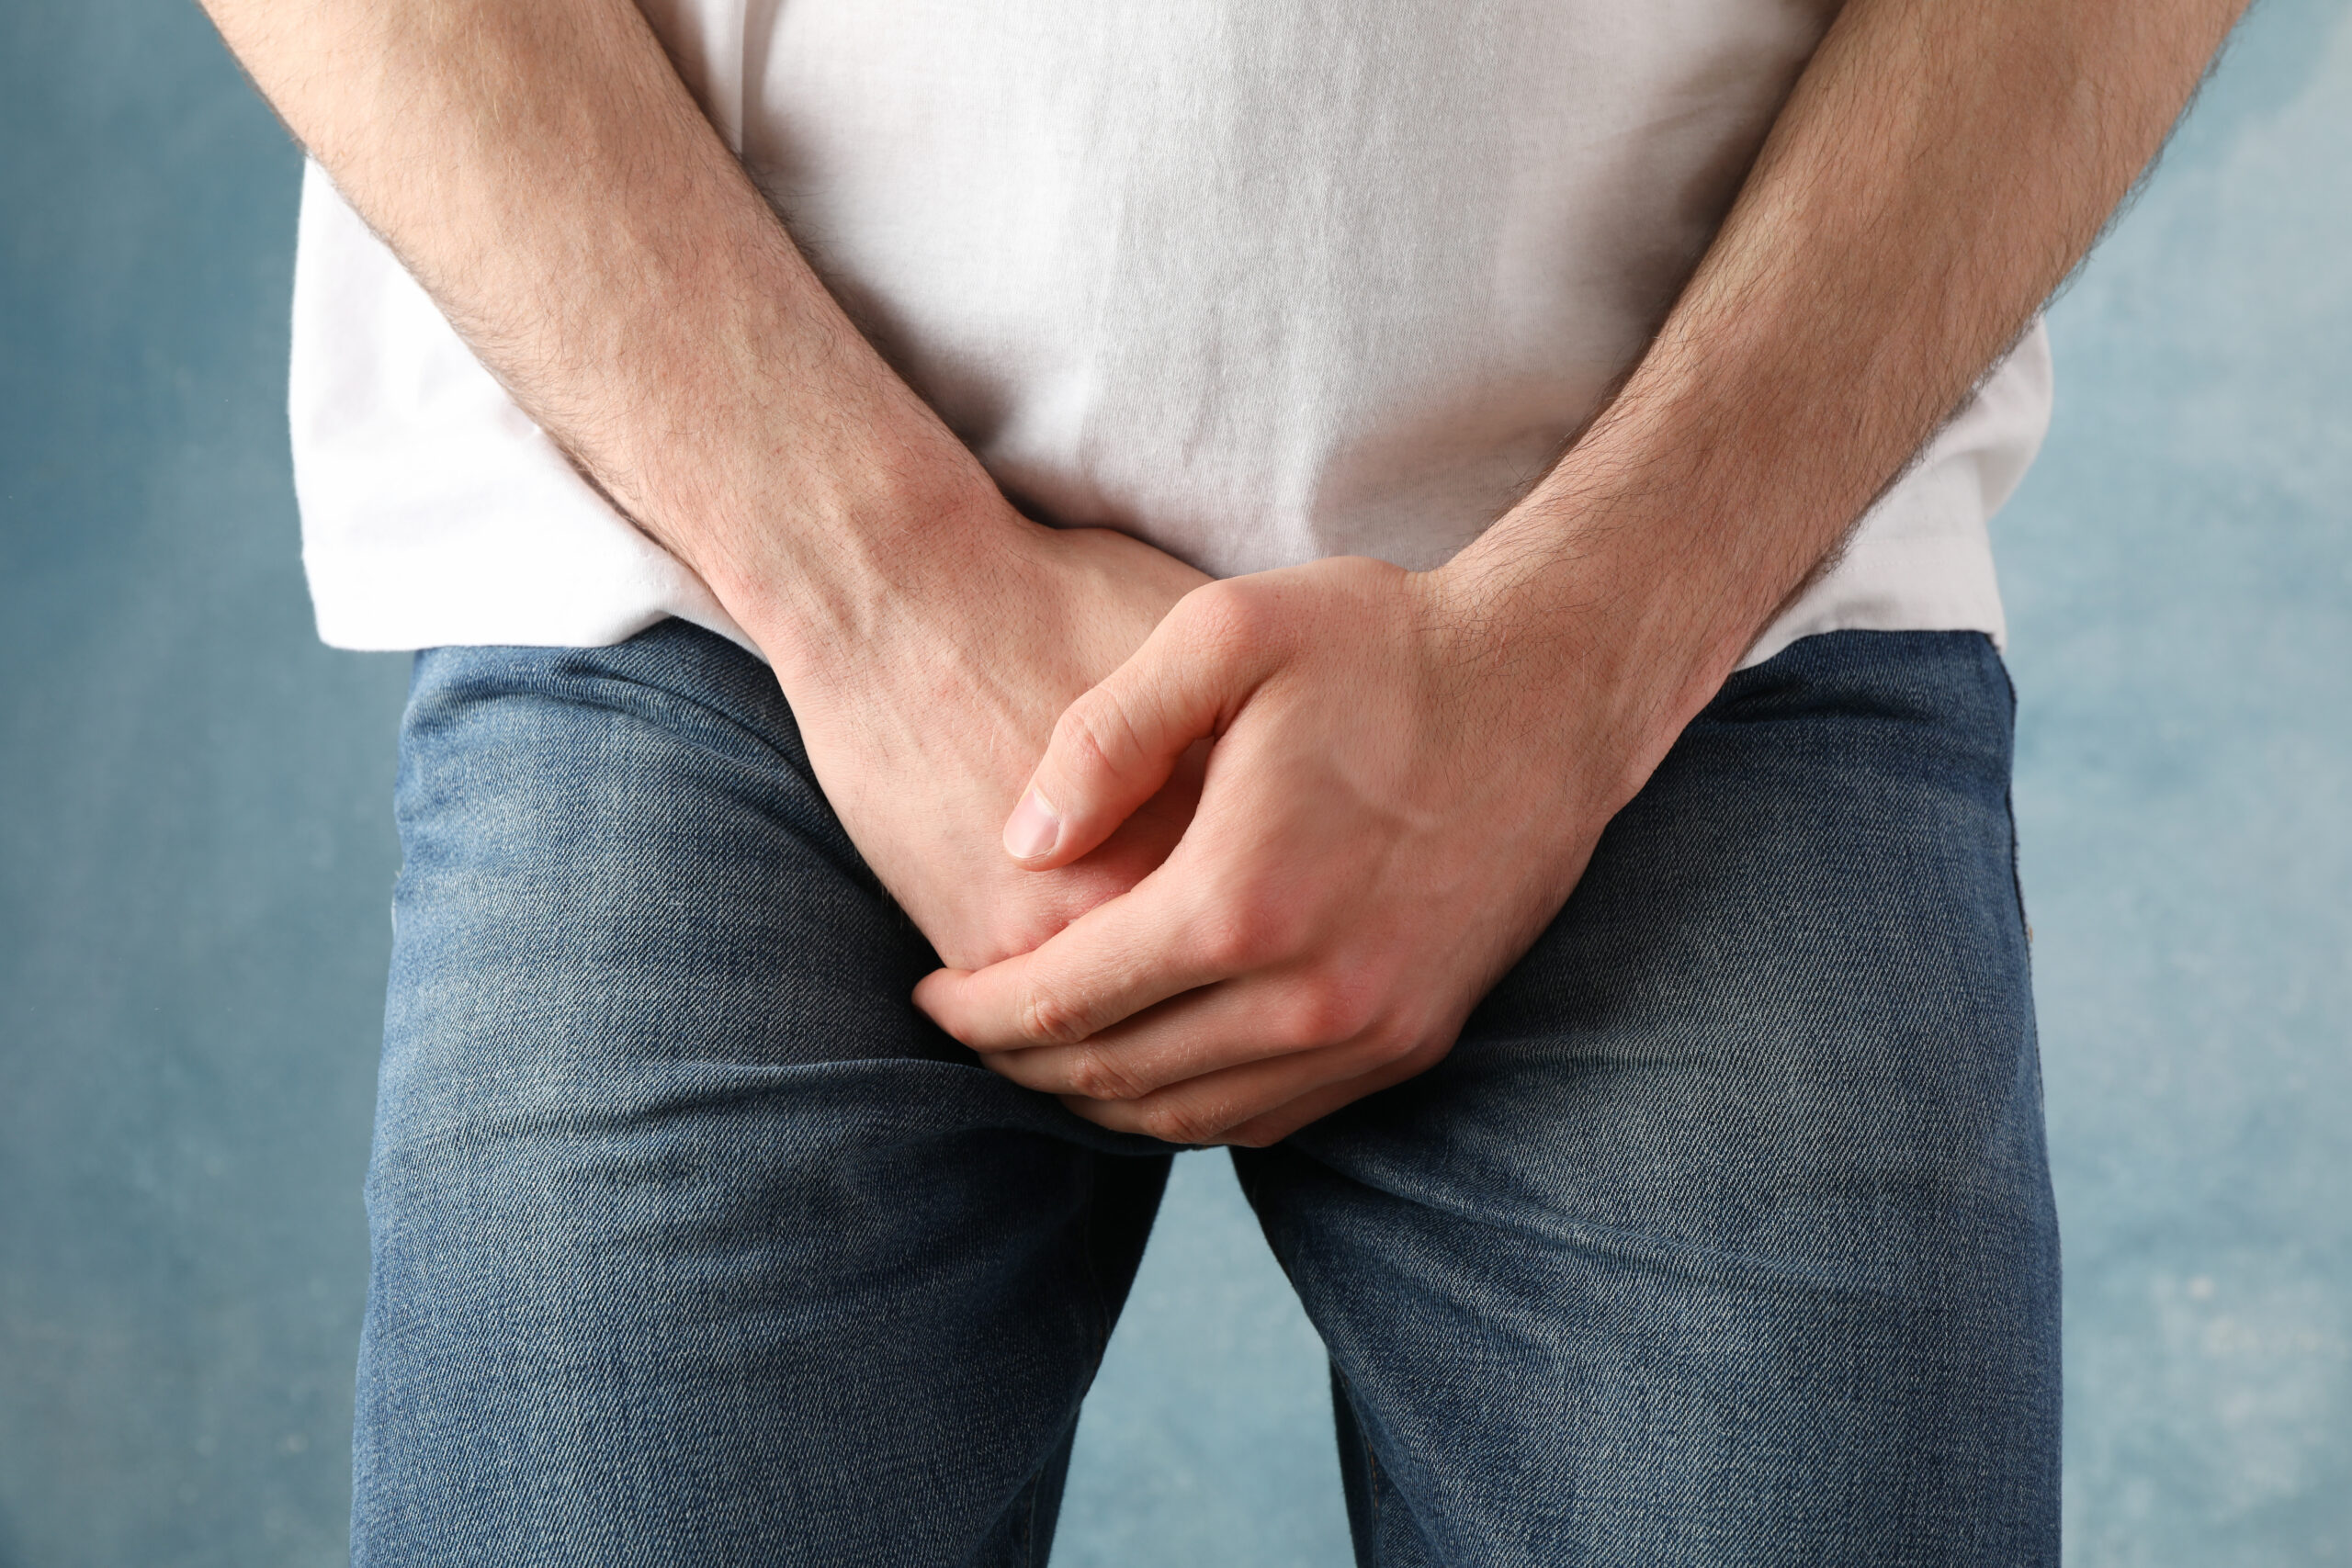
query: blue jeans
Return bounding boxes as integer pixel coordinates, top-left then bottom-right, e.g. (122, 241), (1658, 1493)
(356, 622), (2058, 1566)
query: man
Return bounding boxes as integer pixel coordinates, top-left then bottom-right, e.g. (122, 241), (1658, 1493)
(201, 0), (2239, 1561)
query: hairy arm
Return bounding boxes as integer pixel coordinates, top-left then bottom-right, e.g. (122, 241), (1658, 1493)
(199, 0), (1208, 967)
(209, 0), (960, 644)
(921, 0), (2250, 1145)
(1455, 0), (2244, 736)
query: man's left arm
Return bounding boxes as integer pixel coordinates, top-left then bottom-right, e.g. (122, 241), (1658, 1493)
(916, 0), (2250, 1145)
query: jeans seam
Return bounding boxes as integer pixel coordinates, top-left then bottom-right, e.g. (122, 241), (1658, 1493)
(1994, 649), (2034, 947)
(2007, 785), (2035, 953)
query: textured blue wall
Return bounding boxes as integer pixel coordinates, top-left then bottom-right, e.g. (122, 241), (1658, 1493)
(1, 2), (2345, 1563)
(1999, 5), (2352, 1557)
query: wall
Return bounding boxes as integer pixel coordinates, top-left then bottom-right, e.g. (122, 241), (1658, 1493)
(1, 2), (2345, 1562)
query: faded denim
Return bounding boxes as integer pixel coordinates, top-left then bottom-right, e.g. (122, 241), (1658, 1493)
(355, 621), (2059, 1566)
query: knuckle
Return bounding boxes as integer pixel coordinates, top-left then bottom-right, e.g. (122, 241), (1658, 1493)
(1217, 886), (1311, 968)
(1269, 991), (1331, 1052)
(1062, 1045), (1145, 1102)
(1137, 1102), (1220, 1145)
(1402, 1032), (1457, 1074)
(1051, 692), (1130, 783)
(1275, 979), (1376, 1051)
(1193, 908), (1261, 973)
(1364, 1025), (1449, 1079)
(1019, 989), (1093, 1048)
(1176, 580), (1275, 667)
(1359, 1029), (1418, 1073)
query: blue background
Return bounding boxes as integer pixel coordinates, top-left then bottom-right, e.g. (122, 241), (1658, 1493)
(2, 1), (2346, 1562)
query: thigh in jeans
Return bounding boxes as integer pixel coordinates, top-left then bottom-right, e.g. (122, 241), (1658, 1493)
(355, 621), (1170, 1568)
(1238, 631), (2061, 1568)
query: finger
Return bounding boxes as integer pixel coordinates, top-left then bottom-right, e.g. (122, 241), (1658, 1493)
(1003, 583), (1277, 871)
(977, 961), (1379, 1100)
(1215, 1037), (1450, 1146)
(1059, 1032), (1448, 1148)
(912, 867), (1239, 1052)
(980, 994), (1290, 1101)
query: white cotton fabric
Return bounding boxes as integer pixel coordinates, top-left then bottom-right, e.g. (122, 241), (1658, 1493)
(290, 0), (2050, 667)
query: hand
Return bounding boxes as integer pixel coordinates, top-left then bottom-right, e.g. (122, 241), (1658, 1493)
(759, 502), (1212, 971)
(189, 0), (1210, 977)
(910, 554), (1686, 1145)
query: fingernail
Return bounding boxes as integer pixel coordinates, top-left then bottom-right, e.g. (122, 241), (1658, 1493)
(1003, 787), (1061, 860)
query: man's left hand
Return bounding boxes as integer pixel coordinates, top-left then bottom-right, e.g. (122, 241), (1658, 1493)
(911, 554), (1681, 1146)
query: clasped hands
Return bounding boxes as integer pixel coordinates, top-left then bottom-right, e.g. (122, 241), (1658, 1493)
(878, 521), (1675, 1149)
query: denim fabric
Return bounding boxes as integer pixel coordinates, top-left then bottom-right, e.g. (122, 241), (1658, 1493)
(355, 621), (2057, 1566)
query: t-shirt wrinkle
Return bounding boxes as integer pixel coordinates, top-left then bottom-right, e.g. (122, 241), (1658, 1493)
(287, 0), (2048, 663)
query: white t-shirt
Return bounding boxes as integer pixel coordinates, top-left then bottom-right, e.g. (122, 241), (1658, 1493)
(289, 0), (2051, 667)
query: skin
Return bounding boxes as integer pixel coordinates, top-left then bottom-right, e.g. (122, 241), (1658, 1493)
(198, 0), (1209, 974)
(201, 0), (2246, 1146)
(914, 0), (2251, 1144)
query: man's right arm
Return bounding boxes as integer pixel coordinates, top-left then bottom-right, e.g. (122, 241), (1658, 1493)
(208, 0), (978, 659)
(201, 0), (1209, 965)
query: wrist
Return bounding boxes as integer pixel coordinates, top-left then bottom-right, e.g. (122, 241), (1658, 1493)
(617, 388), (1021, 692)
(725, 473), (1035, 697)
(1430, 500), (1767, 807)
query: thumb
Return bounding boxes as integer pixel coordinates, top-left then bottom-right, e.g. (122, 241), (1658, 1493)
(1003, 592), (1270, 869)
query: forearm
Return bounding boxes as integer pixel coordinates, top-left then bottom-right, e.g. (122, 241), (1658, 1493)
(1453, 0), (2245, 784)
(200, 0), (999, 680)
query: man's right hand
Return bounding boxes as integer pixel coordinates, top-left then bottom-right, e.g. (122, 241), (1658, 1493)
(196, 0), (1211, 968)
(761, 503), (1210, 971)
